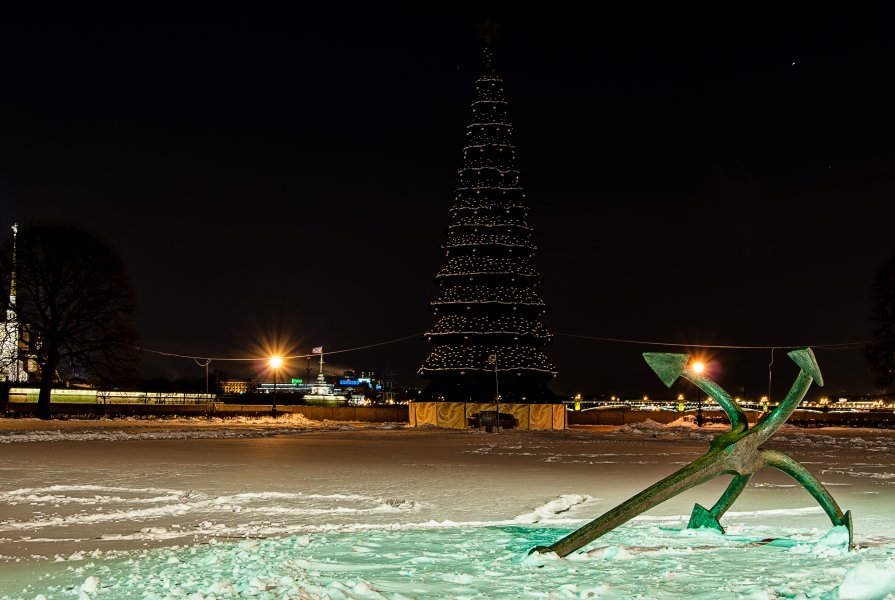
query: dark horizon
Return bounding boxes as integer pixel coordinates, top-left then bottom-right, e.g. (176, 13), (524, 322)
(2, 11), (894, 401)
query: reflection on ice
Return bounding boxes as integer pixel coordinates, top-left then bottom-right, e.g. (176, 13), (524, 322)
(4, 523), (891, 599)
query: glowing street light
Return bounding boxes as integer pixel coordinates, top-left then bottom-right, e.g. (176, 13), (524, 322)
(690, 359), (707, 427)
(269, 355), (283, 417)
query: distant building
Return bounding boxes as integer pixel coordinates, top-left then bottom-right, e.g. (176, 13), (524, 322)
(220, 379), (250, 394)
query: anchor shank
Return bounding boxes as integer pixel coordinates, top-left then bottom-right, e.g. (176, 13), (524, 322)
(751, 370), (813, 445)
(641, 353), (747, 432)
(686, 376), (749, 433)
(542, 453), (733, 557)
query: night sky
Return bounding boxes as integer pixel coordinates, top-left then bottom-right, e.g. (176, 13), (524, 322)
(2, 10), (893, 400)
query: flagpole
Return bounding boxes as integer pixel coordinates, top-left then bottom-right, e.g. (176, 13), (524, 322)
(312, 346), (325, 383)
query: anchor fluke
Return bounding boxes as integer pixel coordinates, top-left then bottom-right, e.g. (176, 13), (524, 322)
(643, 353), (689, 388)
(842, 510), (854, 550)
(687, 503), (725, 533)
(787, 348), (824, 387)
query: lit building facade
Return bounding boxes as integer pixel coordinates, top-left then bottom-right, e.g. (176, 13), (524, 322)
(220, 379), (250, 394)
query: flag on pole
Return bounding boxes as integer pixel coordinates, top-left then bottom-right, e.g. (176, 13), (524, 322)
(312, 346), (323, 354)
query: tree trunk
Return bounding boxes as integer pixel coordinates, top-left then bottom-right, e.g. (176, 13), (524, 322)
(36, 359), (57, 420)
(36, 382), (52, 419)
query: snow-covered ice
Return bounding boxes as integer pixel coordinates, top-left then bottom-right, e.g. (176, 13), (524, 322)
(0, 416), (894, 598)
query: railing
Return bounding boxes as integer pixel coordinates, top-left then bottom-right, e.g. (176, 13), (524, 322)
(8, 388), (216, 405)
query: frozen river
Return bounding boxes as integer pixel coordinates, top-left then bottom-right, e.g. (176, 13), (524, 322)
(0, 417), (893, 598)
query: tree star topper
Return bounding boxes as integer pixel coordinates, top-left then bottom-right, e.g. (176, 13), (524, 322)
(476, 18), (501, 46)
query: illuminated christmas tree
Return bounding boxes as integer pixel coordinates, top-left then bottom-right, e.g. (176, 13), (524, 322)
(418, 48), (557, 404)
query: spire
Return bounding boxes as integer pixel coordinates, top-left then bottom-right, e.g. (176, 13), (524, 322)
(9, 223), (17, 303)
(2, 222), (27, 382)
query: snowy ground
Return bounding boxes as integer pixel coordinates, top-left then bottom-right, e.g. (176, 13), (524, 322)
(0, 416), (893, 599)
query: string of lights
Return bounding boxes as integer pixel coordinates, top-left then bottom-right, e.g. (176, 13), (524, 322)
(427, 315), (550, 337)
(437, 256), (538, 277)
(436, 285), (543, 304)
(444, 234), (536, 249)
(449, 219), (531, 230)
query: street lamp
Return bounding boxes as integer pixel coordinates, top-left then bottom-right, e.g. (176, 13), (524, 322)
(269, 355), (283, 417)
(690, 360), (705, 427)
(487, 353), (499, 433)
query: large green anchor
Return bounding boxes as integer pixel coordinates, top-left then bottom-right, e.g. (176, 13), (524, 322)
(532, 347), (853, 557)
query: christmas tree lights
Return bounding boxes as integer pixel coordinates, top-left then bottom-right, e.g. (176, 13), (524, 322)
(419, 48), (557, 404)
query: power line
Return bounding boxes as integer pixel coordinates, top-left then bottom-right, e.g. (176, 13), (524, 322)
(139, 330), (866, 366)
(136, 347), (262, 362)
(554, 333), (867, 350)
(297, 333), (423, 358)
(135, 332), (425, 364)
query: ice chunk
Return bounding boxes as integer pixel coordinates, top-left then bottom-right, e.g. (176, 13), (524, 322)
(836, 562), (895, 599)
(80, 575), (99, 593)
(513, 494), (590, 523)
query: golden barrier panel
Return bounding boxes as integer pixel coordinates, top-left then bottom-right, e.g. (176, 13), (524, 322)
(504, 404), (530, 429)
(467, 402), (495, 429)
(436, 402), (466, 429)
(553, 404), (566, 429)
(409, 403), (566, 430)
(412, 402), (438, 427)
(529, 404), (553, 430)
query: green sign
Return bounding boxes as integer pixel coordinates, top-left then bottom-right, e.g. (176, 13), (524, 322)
(291, 378), (302, 384)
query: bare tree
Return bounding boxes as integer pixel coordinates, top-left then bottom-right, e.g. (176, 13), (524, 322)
(866, 252), (895, 391)
(1, 224), (139, 419)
